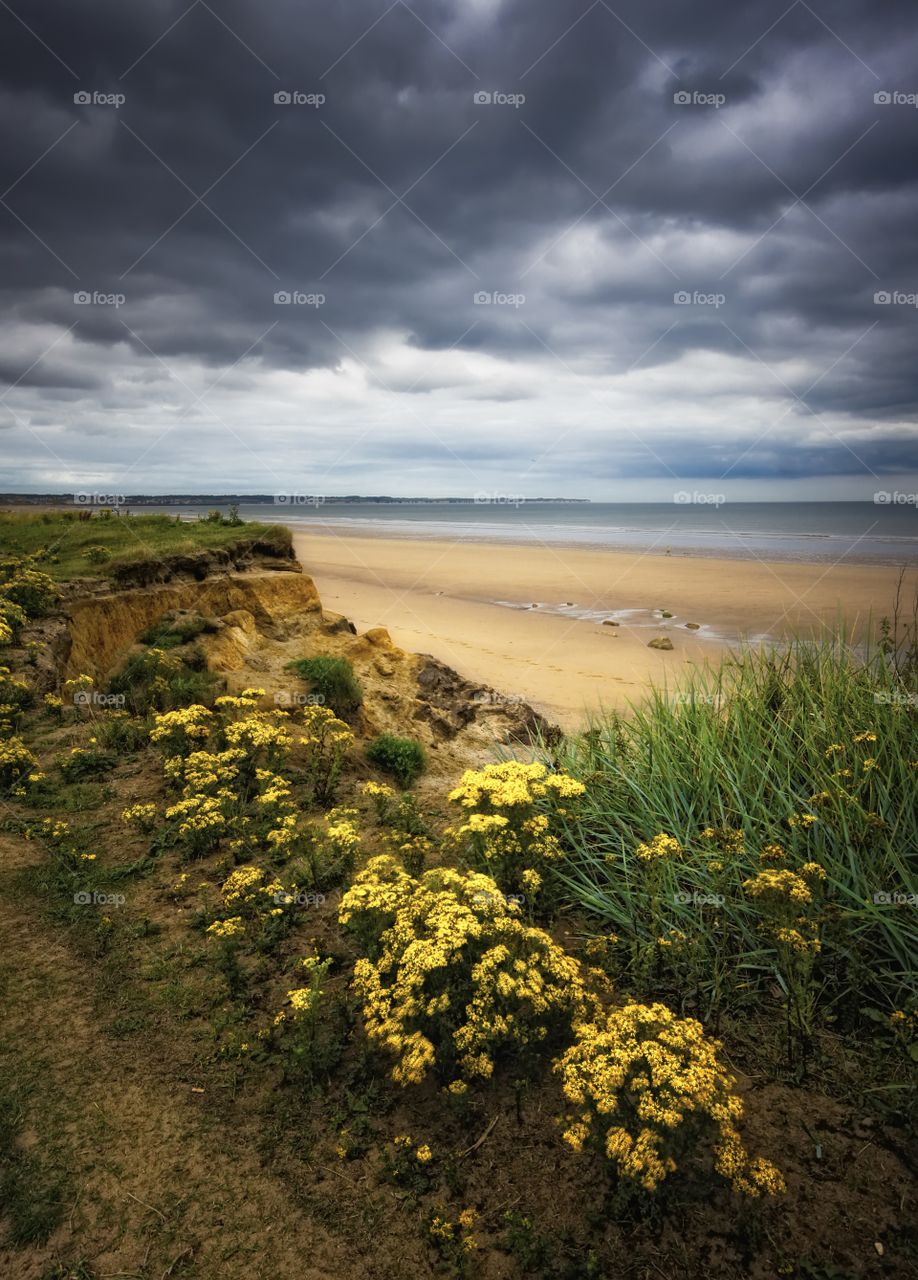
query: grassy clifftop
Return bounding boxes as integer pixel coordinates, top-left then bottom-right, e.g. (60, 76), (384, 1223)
(0, 510), (292, 581)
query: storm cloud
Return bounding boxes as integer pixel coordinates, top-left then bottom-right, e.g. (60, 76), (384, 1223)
(1, 0), (916, 496)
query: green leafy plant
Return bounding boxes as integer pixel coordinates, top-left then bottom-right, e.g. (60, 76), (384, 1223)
(366, 733), (426, 788)
(286, 655), (363, 718)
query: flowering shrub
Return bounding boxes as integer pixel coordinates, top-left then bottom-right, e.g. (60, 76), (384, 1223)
(293, 704), (354, 803)
(426, 1207), (479, 1263)
(109, 645), (214, 715)
(556, 1001), (785, 1197)
(0, 596), (28, 645)
(445, 761), (584, 902)
(223, 712), (292, 764)
(59, 745), (118, 781)
(361, 779), (396, 822)
(150, 705), (214, 756)
(0, 736), (39, 789)
(0, 667), (33, 712)
(743, 854), (826, 1054)
(146, 691), (356, 871)
(204, 863), (292, 950)
(165, 793), (232, 857)
(273, 953), (334, 1082)
(0, 557), (58, 617)
(339, 856), (591, 1087)
(286, 806), (362, 890)
(220, 864), (285, 915)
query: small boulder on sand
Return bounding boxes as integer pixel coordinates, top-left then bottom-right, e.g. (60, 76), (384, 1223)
(685, 621), (701, 630)
(602, 619), (620, 627)
(648, 636), (674, 650)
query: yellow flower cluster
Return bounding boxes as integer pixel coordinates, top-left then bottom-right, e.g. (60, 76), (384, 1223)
(340, 857), (590, 1088)
(224, 713), (292, 755)
(213, 689), (264, 717)
(634, 833), (683, 862)
(165, 794), (229, 851)
(699, 827), (745, 854)
(743, 868), (813, 905)
(150, 705), (213, 754)
(449, 760), (585, 809)
(121, 803), (157, 830)
(221, 864), (283, 913)
(744, 860), (825, 970)
(556, 1002), (785, 1196)
(0, 736), (39, 787)
(206, 917), (244, 940)
(446, 760), (584, 898)
(427, 1208), (478, 1254)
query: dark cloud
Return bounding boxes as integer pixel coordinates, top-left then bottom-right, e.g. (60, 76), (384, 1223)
(0, 0), (916, 492)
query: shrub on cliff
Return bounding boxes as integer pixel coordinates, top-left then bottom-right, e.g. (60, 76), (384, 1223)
(286, 655), (363, 718)
(366, 733), (426, 788)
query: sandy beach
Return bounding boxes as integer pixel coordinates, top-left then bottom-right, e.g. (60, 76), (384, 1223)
(292, 528), (916, 729)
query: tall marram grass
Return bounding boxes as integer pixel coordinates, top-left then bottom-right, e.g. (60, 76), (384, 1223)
(548, 631), (917, 1025)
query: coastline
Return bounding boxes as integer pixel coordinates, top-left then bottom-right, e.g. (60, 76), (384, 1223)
(293, 528), (916, 729)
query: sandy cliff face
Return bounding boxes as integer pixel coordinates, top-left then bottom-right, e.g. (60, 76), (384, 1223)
(56, 550), (558, 774)
(64, 570), (322, 681)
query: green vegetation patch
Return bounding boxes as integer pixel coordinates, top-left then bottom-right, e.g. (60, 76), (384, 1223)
(365, 733), (427, 788)
(0, 511), (292, 582)
(0, 1083), (66, 1246)
(552, 632), (918, 1024)
(286, 655), (363, 718)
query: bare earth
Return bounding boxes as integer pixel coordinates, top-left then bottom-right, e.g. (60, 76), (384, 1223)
(292, 528), (916, 730)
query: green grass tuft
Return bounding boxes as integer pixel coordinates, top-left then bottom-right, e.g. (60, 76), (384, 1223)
(366, 733), (427, 788)
(286, 655), (363, 717)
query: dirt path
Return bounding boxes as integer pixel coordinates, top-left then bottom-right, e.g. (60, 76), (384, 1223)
(0, 832), (366, 1280)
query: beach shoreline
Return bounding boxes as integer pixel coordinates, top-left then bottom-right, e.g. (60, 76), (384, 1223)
(293, 527), (916, 730)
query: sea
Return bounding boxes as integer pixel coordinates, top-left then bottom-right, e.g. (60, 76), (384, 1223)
(129, 501), (918, 565)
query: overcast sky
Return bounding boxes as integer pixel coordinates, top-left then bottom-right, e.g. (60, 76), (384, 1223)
(1, 0), (916, 500)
